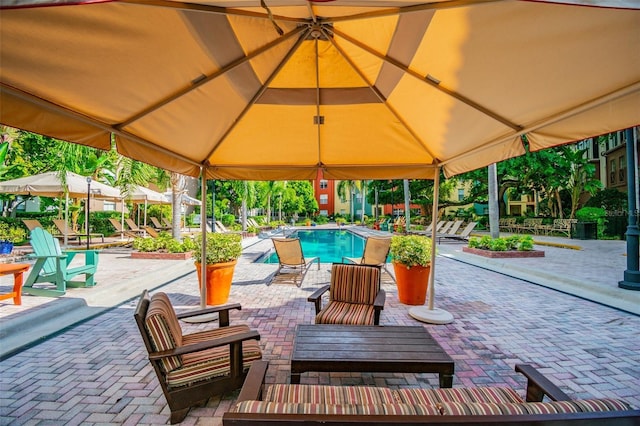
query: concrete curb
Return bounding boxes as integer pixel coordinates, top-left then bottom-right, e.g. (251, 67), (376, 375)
(0, 260), (196, 359)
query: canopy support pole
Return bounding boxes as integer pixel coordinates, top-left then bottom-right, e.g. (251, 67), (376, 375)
(183, 168), (217, 323)
(409, 166), (454, 324)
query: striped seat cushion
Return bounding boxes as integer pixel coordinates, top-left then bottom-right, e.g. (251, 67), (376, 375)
(167, 326), (262, 388)
(315, 301), (375, 325)
(144, 292), (184, 373)
(263, 384), (396, 404)
(232, 401), (441, 415)
(394, 387), (524, 405)
(330, 264), (380, 304)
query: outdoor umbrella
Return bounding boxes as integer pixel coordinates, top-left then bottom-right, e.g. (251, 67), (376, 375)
(0, 171), (121, 245)
(0, 0), (638, 319)
(125, 185), (169, 227)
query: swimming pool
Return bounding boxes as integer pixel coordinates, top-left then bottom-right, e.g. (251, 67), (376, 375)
(263, 229), (367, 264)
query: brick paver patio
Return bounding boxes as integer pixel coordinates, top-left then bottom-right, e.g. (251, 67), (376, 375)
(1, 240), (638, 425)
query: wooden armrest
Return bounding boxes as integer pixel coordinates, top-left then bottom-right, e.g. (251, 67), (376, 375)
(176, 302), (242, 326)
(308, 284), (330, 314)
(236, 360), (269, 403)
(149, 329), (260, 360)
(373, 289), (386, 310)
(515, 364), (571, 402)
(28, 254), (67, 259)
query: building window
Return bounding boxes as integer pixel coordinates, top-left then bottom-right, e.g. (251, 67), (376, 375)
(619, 155), (626, 183)
(319, 194), (328, 205)
(103, 201), (116, 212)
(458, 188), (464, 201)
(319, 180), (328, 189)
(320, 210), (328, 216)
(610, 160), (616, 184)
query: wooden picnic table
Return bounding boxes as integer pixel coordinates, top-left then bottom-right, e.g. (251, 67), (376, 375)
(0, 263), (30, 305)
(291, 324), (455, 387)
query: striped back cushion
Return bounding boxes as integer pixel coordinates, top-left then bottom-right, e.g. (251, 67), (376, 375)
(330, 264), (380, 304)
(144, 292), (183, 373)
(264, 384), (396, 404)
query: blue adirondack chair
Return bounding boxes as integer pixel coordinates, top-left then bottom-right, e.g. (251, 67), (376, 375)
(23, 228), (99, 297)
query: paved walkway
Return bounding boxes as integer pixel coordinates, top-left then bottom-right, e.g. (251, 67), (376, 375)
(0, 227), (638, 425)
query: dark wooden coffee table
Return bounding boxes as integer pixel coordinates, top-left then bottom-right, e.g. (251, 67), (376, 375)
(291, 324), (454, 387)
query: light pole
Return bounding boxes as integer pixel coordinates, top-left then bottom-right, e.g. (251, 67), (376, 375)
(86, 177), (91, 250)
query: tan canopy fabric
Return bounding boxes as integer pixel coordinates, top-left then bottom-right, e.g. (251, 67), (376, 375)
(0, 171), (121, 200)
(0, 0), (638, 180)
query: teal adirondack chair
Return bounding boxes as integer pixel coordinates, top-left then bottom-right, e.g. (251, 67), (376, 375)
(23, 228), (99, 297)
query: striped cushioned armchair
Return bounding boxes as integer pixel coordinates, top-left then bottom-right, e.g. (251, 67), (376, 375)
(134, 290), (262, 424)
(308, 263), (385, 325)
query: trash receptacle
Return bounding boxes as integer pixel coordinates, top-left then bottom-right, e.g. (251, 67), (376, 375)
(572, 222), (597, 240)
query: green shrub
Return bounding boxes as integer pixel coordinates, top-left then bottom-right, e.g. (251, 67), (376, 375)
(467, 235), (534, 251)
(390, 234), (433, 267)
(193, 232), (242, 264)
(133, 232), (196, 253)
(576, 207), (607, 239)
(221, 214), (235, 227)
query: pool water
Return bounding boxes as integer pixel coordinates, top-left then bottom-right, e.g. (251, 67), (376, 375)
(263, 229), (367, 264)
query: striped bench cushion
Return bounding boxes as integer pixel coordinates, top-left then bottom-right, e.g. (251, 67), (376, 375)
(394, 387), (524, 405)
(263, 384), (396, 404)
(441, 398), (631, 415)
(315, 301), (375, 325)
(232, 401), (440, 415)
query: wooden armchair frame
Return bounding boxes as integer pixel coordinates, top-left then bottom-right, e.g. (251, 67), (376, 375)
(134, 290), (262, 424)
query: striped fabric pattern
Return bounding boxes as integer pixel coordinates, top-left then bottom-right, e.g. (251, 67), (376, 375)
(572, 398), (631, 412)
(330, 264), (380, 304)
(315, 301), (375, 325)
(145, 292), (262, 389)
(393, 387), (524, 405)
(144, 293), (184, 373)
(517, 401), (580, 414)
(441, 401), (529, 415)
(232, 401), (441, 415)
(263, 384), (396, 404)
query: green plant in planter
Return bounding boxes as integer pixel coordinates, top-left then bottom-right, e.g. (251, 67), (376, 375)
(467, 235), (534, 251)
(133, 232), (196, 253)
(0, 222), (27, 243)
(193, 232), (242, 264)
(390, 234), (433, 268)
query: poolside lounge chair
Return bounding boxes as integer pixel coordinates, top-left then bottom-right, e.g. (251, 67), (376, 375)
(308, 263), (385, 325)
(150, 216), (171, 230)
(436, 220), (464, 238)
(342, 236), (395, 282)
(108, 218), (144, 239)
(125, 218), (146, 234)
(439, 221), (478, 243)
(270, 237), (320, 287)
(133, 290), (262, 424)
(53, 219), (104, 243)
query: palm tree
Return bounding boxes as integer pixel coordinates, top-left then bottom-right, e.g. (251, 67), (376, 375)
(337, 180), (361, 222)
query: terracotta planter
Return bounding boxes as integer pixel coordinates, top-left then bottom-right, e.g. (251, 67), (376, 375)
(393, 262), (431, 305)
(195, 260), (237, 306)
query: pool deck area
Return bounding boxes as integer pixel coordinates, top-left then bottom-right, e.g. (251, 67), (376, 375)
(0, 224), (639, 425)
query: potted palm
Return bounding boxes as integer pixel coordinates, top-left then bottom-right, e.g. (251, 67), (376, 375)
(193, 232), (242, 305)
(390, 234), (433, 305)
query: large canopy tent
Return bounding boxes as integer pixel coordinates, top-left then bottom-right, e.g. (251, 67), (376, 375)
(0, 171), (122, 246)
(125, 185), (170, 227)
(0, 0), (638, 320)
